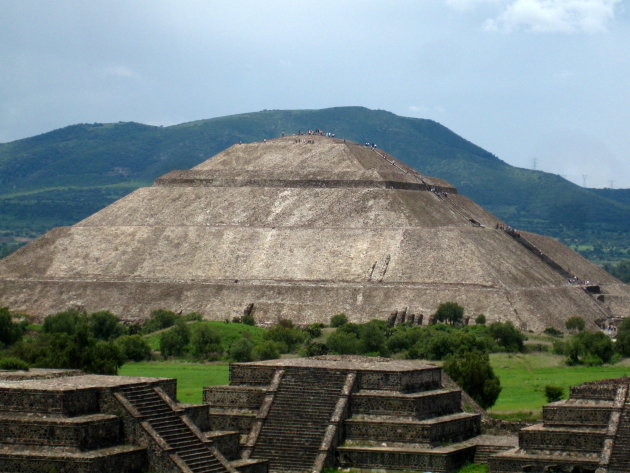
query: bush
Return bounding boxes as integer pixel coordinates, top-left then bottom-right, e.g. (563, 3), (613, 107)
(252, 340), (282, 360)
(566, 330), (614, 365)
(443, 350), (501, 409)
(116, 335), (152, 361)
(143, 309), (179, 334)
(358, 320), (388, 355)
(407, 329), (493, 360)
(241, 313), (256, 326)
(229, 337), (254, 362)
(305, 323), (323, 339)
(263, 324), (306, 352)
(85, 341), (125, 375)
(159, 321), (190, 358)
(488, 321), (525, 352)
(565, 316), (586, 332)
(544, 385), (565, 403)
(0, 307), (27, 347)
(191, 325), (222, 360)
(42, 308), (86, 335)
(544, 327), (563, 337)
(0, 356), (29, 371)
(303, 341), (328, 357)
(326, 330), (361, 355)
(475, 314), (486, 325)
(88, 311), (127, 341)
(330, 313), (348, 328)
(615, 318), (630, 357)
(434, 302), (464, 325)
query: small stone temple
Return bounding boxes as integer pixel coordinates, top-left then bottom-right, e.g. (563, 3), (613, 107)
(490, 377), (630, 473)
(1, 135), (628, 330)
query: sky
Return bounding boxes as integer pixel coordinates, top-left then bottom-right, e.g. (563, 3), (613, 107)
(1, 0), (629, 188)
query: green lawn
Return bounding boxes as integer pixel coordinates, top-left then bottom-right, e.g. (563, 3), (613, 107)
(489, 352), (630, 415)
(119, 361), (229, 403)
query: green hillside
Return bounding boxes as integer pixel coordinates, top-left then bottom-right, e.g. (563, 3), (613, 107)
(1, 106), (629, 263)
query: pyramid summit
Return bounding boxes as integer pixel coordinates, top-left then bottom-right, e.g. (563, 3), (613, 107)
(0, 134), (628, 330)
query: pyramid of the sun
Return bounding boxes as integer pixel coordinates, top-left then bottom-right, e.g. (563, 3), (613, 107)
(1, 135), (628, 330)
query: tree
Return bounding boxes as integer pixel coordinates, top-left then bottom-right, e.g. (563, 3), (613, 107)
(0, 307), (27, 347)
(252, 340), (282, 360)
(443, 350), (501, 409)
(327, 330), (361, 355)
(116, 335), (151, 361)
(475, 314), (486, 325)
(615, 318), (630, 356)
(565, 316), (586, 332)
(191, 325), (222, 360)
(159, 320), (190, 358)
(89, 311), (127, 340)
(42, 308), (86, 335)
(330, 313), (348, 328)
(488, 321), (525, 352)
(263, 324), (306, 352)
(566, 330), (614, 365)
(358, 320), (388, 355)
(434, 302), (464, 325)
(229, 337), (254, 362)
(143, 309), (179, 333)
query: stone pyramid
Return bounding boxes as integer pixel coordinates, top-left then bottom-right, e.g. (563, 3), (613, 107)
(1, 135), (628, 330)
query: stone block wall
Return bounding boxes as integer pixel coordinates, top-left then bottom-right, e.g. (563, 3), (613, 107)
(356, 367), (441, 392)
(519, 425), (606, 453)
(350, 388), (461, 419)
(203, 385), (266, 409)
(0, 387), (100, 416)
(230, 364), (277, 386)
(543, 403), (613, 427)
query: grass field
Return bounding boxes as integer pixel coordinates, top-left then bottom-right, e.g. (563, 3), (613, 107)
(489, 352), (630, 415)
(119, 361), (229, 403)
(143, 320), (264, 352)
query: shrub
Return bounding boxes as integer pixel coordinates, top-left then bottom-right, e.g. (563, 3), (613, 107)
(0, 307), (27, 347)
(434, 302), (464, 325)
(159, 321), (190, 358)
(88, 311), (127, 341)
(183, 312), (203, 322)
(229, 338), (254, 362)
(85, 341), (125, 375)
(241, 313), (256, 326)
(358, 320), (388, 355)
(327, 330), (361, 355)
(566, 330), (614, 365)
(544, 385), (565, 403)
(488, 321), (525, 352)
(42, 308), (86, 335)
(0, 356), (29, 371)
(143, 309), (179, 334)
(191, 325), (222, 360)
(116, 335), (152, 361)
(615, 318), (630, 357)
(305, 323), (323, 339)
(253, 340), (282, 360)
(443, 350), (501, 409)
(475, 314), (486, 325)
(544, 327), (563, 337)
(263, 324), (306, 352)
(565, 316), (586, 332)
(303, 341), (328, 357)
(330, 313), (348, 328)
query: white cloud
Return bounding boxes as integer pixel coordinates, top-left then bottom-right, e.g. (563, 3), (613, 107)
(483, 0), (621, 33)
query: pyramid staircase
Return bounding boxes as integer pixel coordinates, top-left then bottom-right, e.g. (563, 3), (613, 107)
(117, 383), (232, 473)
(250, 368), (350, 473)
(608, 389), (630, 473)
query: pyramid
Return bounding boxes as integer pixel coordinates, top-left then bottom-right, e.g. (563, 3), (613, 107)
(1, 135), (628, 330)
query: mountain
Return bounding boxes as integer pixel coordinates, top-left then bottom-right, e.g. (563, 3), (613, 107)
(1, 106), (629, 262)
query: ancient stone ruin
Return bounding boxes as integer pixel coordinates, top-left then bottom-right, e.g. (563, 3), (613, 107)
(490, 377), (630, 473)
(1, 359), (629, 473)
(0, 357), (516, 473)
(1, 135), (628, 330)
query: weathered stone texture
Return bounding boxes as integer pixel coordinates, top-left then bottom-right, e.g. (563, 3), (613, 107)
(1, 135), (628, 329)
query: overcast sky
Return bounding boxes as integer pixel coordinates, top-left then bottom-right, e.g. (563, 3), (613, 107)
(1, 0), (629, 188)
